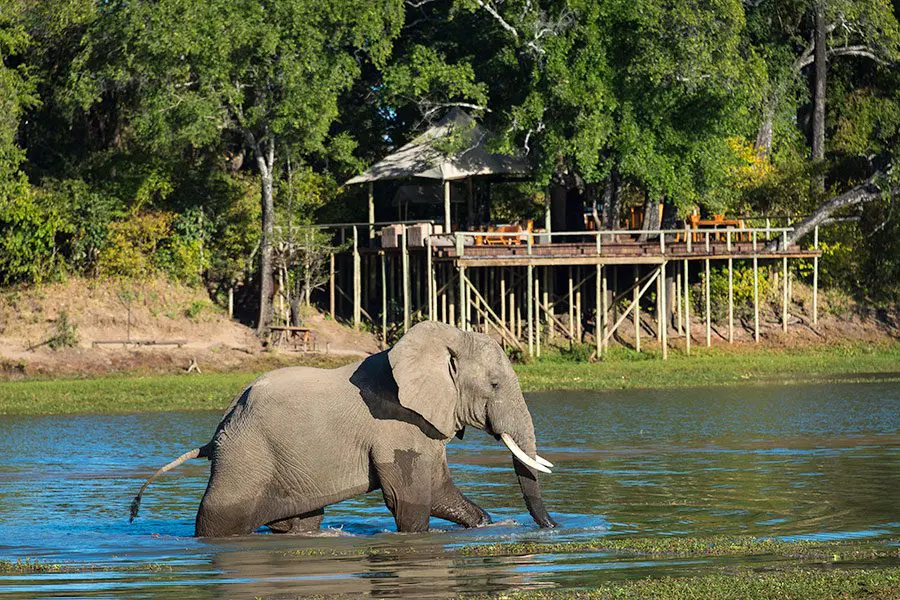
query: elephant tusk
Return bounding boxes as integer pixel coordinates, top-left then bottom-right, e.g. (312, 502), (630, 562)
(501, 433), (552, 474)
(535, 454), (554, 468)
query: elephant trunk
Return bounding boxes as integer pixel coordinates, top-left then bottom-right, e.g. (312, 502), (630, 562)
(489, 393), (558, 529)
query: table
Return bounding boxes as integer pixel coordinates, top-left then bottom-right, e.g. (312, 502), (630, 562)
(269, 326), (317, 351)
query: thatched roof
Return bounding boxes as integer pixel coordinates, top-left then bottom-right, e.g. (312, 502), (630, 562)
(345, 109), (530, 185)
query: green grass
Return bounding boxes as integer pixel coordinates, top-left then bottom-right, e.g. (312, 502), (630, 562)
(0, 342), (897, 415)
(464, 568), (900, 599)
(516, 342), (900, 391)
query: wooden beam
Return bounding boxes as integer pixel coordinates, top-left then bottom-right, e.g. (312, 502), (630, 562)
(604, 269), (660, 344)
(753, 256), (760, 343)
(527, 265), (534, 356)
(401, 227), (410, 332)
(683, 259), (690, 355)
(380, 252), (387, 348)
(535, 276), (541, 357)
(368, 182), (375, 240)
(705, 258), (711, 347)
(329, 253), (335, 318)
(782, 256), (789, 332)
(353, 227), (361, 330)
(813, 226), (819, 325)
(727, 257), (734, 344)
(444, 180), (452, 233)
(660, 263), (668, 360)
(633, 267), (640, 352)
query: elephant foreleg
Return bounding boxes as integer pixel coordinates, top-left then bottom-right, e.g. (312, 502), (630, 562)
(375, 454), (432, 532)
(266, 508), (325, 534)
(431, 464), (491, 528)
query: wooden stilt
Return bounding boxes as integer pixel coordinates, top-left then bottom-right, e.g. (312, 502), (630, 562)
(575, 276), (583, 342)
(727, 257), (734, 344)
(543, 268), (551, 341)
(443, 180), (452, 232)
(753, 257), (760, 343)
(426, 238), (433, 320)
(353, 227), (361, 330)
(509, 285), (516, 339)
(782, 256), (789, 332)
(601, 265), (609, 355)
(661, 263), (668, 360)
(500, 271), (507, 327)
(656, 264), (663, 342)
(228, 286), (234, 319)
(675, 261), (683, 335)
(401, 228), (410, 331)
(535, 276), (541, 357)
(813, 226), (819, 325)
(595, 264), (602, 357)
(568, 266), (574, 341)
(329, 253), (335, 318)
(527, 264), (534, 356)
(458, 265), (466, 330)
(705, 258), (711, 347)
(683, 259), (690, 355)
(633, 267), (640, 352)
(380, 252), (387, 348)
(368, 182), (375, 240)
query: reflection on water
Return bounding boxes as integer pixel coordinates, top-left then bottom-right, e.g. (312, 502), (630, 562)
(0, 382), (897, 597)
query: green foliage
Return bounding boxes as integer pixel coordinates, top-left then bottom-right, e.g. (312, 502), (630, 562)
(700, 262), (772, 322)
(47, 310), (78, 349)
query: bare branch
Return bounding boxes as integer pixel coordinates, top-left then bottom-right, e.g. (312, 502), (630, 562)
(472, 0), (520, 39)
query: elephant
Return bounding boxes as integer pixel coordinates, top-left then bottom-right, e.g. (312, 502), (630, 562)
(129, 321), (557, 536)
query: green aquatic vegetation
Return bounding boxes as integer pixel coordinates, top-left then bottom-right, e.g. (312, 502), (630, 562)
(0, 559), (173, 574)
(457, 536), (900, 561)
(462, 567), (900, 599)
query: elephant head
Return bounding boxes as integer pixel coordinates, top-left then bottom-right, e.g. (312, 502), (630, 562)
(389, 321), (557, 528)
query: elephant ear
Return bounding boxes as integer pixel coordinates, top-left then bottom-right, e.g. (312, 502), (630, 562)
(388, 321), (460, 438)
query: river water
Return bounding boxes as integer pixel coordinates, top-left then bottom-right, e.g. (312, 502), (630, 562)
(0, 382), (897, 597)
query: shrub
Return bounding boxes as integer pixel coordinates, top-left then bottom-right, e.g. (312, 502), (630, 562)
(699, 263), (772, 322)
(48, 311), (79, 349)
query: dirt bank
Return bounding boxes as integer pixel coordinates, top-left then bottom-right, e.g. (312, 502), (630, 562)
(0, 277), (380, 379)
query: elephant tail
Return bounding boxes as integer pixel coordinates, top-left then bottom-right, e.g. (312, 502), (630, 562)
(129, 443), (212, 523)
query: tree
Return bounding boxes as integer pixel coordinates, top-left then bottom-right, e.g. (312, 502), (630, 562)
(70, 0), (404, 333)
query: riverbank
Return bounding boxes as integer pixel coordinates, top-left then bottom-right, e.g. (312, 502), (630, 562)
(0, 342), (897, 415)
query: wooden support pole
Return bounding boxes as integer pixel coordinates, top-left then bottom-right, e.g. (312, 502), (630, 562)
(656, 264), (669, 360)
(576, 275), (582, 342)
(543, 268), (551, 340)
(705, 258), (711, 347)
(675, 261), (683, 335)
(527, 264), (534, 356)
(401, 227), (410, 332)
(782, 256), (789, 332)
(656, 264), (663, 342)
(727, 257), (734, 344)
(426, 238), (434, 321)
(753, 256), (760, 343)
(228, 286), (234, 319)
(329, 253), (335, 318)
(458, 265), (466, 330)
(535, 276), (541, 357)
(813, 226), (819, 325)
(633, 267), (640, 352)
(380, 252), (387, 348)
(568, 266), (574, 341)
(683, 259), (690, 355)
(500, 271), (507, 328)
(601, 265), (608, 355)
(509, 285), (516, 340)
(353, 227), (361, 330)
(368, 182), (375, 240)
(443, 180), (452, 233)
(595, 264), (602, 357)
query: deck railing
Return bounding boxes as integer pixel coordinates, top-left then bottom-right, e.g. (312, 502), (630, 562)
(443, 226), (797, 256)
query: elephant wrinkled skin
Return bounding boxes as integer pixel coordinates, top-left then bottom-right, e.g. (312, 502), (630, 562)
(130, 321), (557, 536)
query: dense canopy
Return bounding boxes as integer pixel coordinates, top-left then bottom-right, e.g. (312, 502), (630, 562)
(1, 0), (898, 324)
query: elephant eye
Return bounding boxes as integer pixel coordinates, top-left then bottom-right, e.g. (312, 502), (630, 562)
(491, 381), (499, 390)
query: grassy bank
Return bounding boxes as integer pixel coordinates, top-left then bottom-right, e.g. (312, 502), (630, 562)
(0, 342), (897, 415)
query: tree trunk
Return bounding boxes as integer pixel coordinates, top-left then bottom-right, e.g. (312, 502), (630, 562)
(603, 167), (621, 230)
(812, 2), (827, 191)
(255, 138), (276, 336)
(755, 96), (775, 157)
(638, 192), (659, 242)
(770, 176), (895, 249)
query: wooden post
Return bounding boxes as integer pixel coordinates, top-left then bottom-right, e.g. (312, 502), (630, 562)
(683, 259), (690, 355)
(426, 237), (434, 321)
(633, 267), (640, 352)
(813, 226), (819, 325)
(727, 257), (734, 343)
(601, 265), (608, 355)
(527, 264), (534, 356)
(753, 256), (760, 343)
(353, 226), (361, 330)
(658, 262), (669, 360)
(656, 263), (663, 342)
(443, 180), (452, 233)
(500, 271), (507, 328)
(401, 227), (410, 332)
(595, 264), (602, 357)
(368, 182), (375, 241)
(675, 261), (683, 335)
(782, 256), (789, 332)
(704, 258), (711, 347)
(543, 268), (552, 340)
(535, 276), (541, 357)
(458, 265), (466, 330)
(509, 285), (516, 340)
(380, 252), (387, 348)
(568, 266), (575, 341)
(576, 272), (583, 342)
